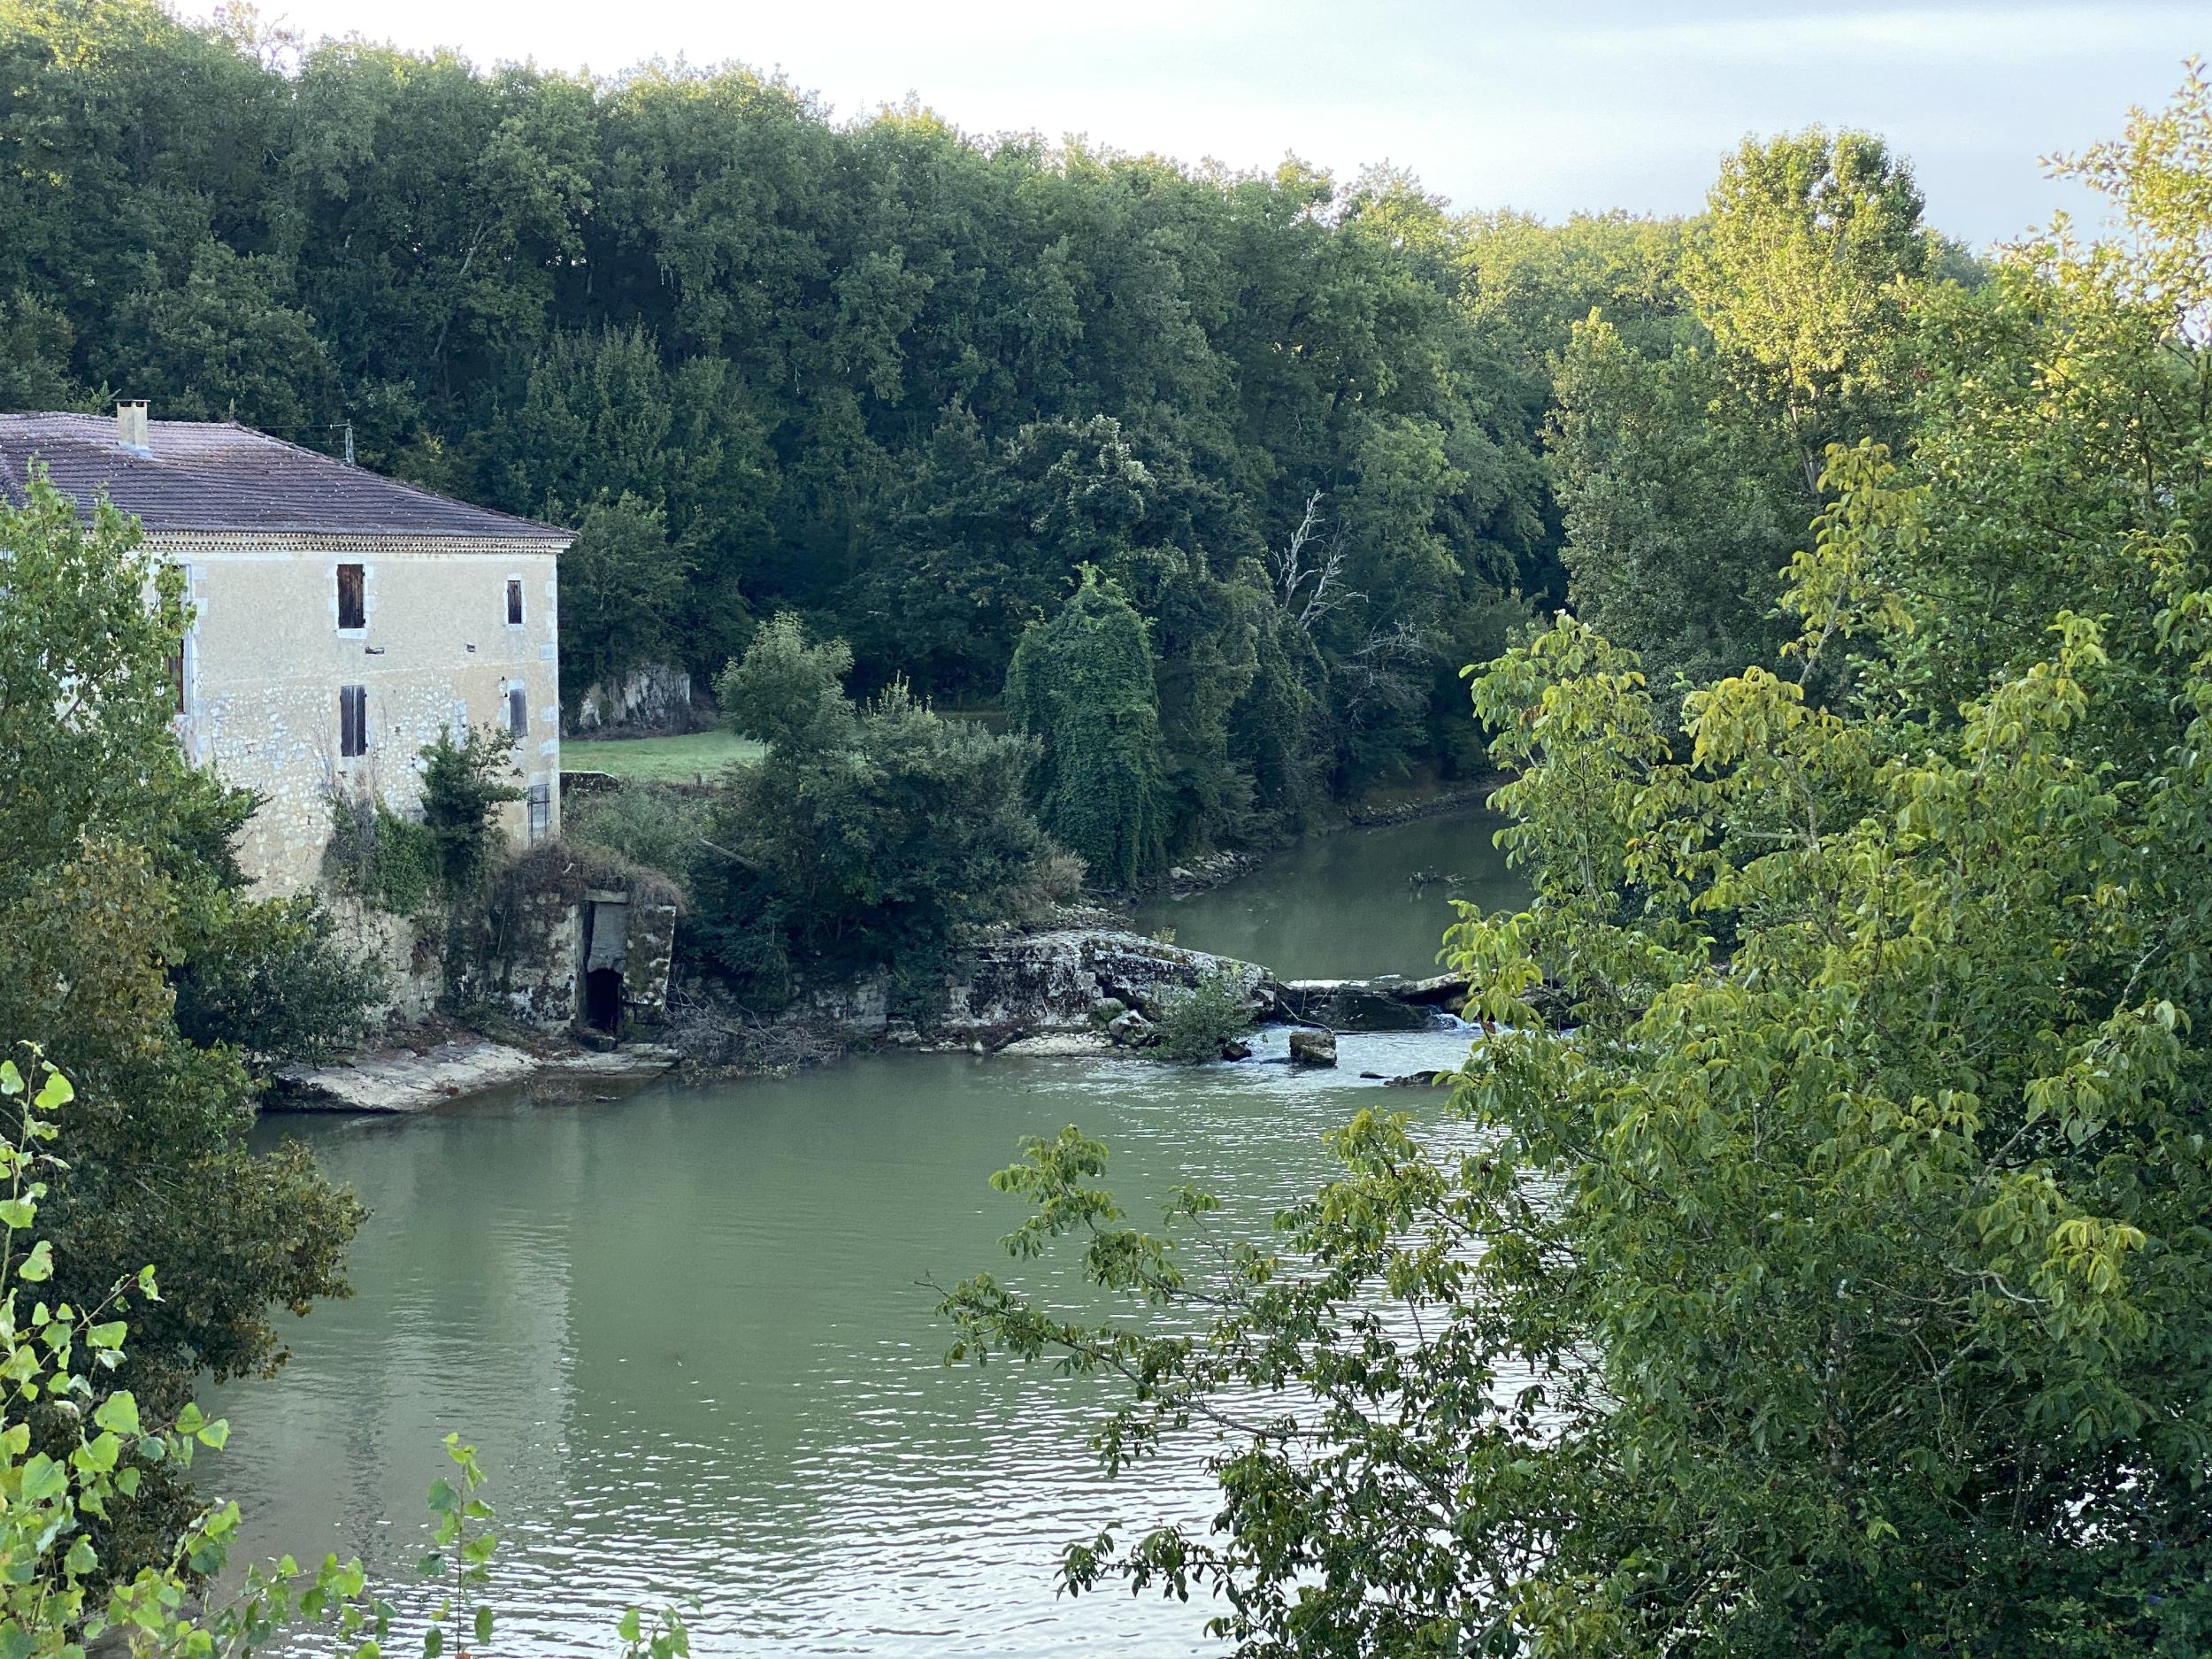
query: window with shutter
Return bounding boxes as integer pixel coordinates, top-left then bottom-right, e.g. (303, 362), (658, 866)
(336, 564), (365, 630)
(340, 685), (368, 757)
(508, 686), (528, 736)
(506, 579), (524, 626)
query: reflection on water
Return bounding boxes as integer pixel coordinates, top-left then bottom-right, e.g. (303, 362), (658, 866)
(1127, 808), (1519, 980)
(211, 810), (1523, 1655)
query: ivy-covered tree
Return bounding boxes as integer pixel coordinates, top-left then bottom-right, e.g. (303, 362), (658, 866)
(1004, 570), (1167, 890)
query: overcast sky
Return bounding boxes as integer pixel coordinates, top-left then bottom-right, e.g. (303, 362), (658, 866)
(215, 0), (2206, 247)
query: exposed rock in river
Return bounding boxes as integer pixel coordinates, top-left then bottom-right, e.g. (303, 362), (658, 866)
(995, 1032), (1117, 1057)
(1288, 1028), (1339, 1067)
(1272, 973), (1468, 1032)
(941, 929), (1273, 1040)
(273, 1039), (680, 1114)
(1104, 1009), (1156, 1047)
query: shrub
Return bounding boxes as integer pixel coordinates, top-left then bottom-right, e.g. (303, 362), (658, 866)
(324, 791), (438, 915)
(563, 784), (710, 895)
(172, 894), (388, 1066)
(693, 618), (1062, 1009)
(1154, 969), (1255, 1062)
(419, 725), (526, 895)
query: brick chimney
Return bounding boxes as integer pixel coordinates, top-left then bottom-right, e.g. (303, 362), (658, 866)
(116, 399), (150, 456)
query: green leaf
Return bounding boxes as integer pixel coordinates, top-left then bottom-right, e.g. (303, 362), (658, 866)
(34, 1070), (73, 1110)
(0, 1200), (35, 1231)
(91, 1391), (140, 1435)
(19, 1452), (65, 1502)
(18, 1240), (53, 1283)
(473, 1607), (493, 1644)
(74, 1431), (119, 1473)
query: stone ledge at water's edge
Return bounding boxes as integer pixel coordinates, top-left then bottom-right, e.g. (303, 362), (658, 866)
(270, 1038), (682, 1114)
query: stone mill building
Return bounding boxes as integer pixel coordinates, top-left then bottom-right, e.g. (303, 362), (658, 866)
(0, 402), (679, 1041)
(0, 401), (569, 893)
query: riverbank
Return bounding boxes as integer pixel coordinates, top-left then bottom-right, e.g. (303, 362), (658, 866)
(278, 799), (1503, 1112)
(273, 927), (1468, 1111)
(1133, 773), (1505, 903)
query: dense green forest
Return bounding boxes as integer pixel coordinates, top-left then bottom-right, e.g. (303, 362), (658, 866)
(0, 0), (1970, 878)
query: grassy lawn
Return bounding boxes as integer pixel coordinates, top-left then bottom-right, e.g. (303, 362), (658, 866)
(562, 729), (764, 782)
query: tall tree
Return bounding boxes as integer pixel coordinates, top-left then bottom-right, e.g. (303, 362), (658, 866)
(1549, 129), (1941, 708)
(1004, 570), (1167, 890)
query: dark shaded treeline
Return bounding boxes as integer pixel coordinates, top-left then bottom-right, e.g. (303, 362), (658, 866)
(0, 0), (1618, 853)
(1, 0), (1971, 869)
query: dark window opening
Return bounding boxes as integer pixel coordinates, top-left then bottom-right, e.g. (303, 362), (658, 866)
(505, 579), (524, 626)
(507, 686), (528, 736)
(526, 781), (550, 844)
(339, 685), (368, 757)
(168, 646), (186, 715)
(336, 564), (365, 630)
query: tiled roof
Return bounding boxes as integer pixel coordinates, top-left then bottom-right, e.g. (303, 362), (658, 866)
(0, 412), (569, 541)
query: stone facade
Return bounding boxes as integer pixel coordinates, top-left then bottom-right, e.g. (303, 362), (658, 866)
(162, 530), (564, 893)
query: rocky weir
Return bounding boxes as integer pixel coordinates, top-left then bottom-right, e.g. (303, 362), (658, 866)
(873, 928), (1472, 1065)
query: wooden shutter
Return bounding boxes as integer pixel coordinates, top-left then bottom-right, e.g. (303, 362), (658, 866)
(506, 579), (524, 626)
(340, 685), (367, 757)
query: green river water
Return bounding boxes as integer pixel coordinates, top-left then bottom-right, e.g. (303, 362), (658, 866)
(214, 807), (1518, 1655)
